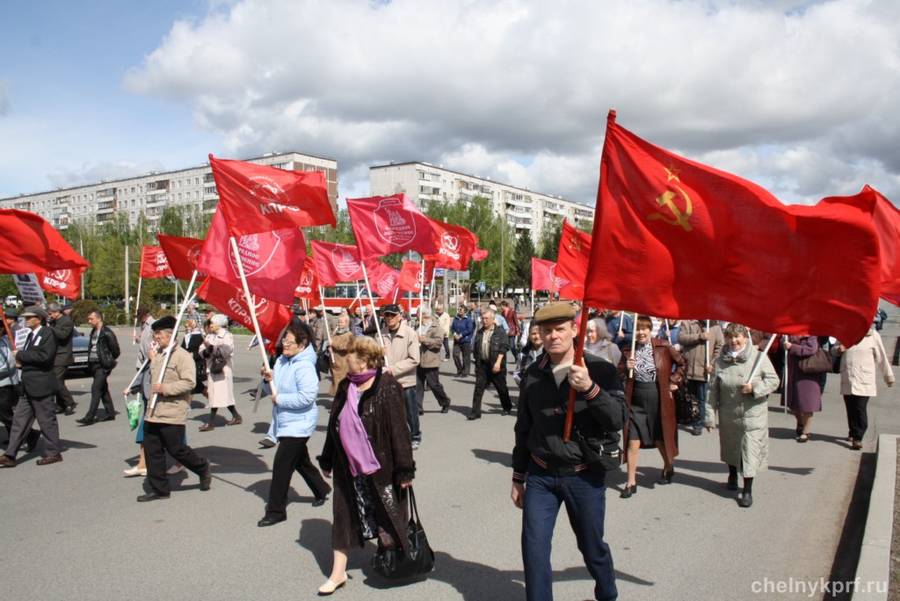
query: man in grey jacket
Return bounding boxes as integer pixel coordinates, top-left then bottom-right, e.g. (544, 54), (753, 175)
(416, 306), (451, 415)
(380, 304), (421, 449)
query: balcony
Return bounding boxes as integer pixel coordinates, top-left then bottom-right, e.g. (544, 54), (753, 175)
(146, 194), (168, 207)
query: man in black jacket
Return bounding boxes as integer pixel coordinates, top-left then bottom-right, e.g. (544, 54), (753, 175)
(77, 310), (120, 425)
(511, 302), (624, 601)
(48, 302), (77, 415)
(0, 306), (63, 467)
(469, 308), (512, 420)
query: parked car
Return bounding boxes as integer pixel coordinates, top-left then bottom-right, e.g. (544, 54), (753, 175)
(65, 328), (91, 378)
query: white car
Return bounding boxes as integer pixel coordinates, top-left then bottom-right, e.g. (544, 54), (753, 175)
(4, 296), (21, 308)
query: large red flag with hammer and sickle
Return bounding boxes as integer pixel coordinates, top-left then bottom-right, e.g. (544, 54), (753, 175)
(38, 268), (84, 300)
(555, 220), (591, 301)
(425, 219), (478, 271)
(584, 110), (880, 345)
(0, 209), (90, 275)
(157, 234), (205, 281)
(531, 258), (561, 294)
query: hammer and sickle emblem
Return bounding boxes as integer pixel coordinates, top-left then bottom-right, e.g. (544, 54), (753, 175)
(648, 168), (693, 232)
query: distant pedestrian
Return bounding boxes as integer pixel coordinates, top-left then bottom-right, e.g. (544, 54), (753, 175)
(451, 305), (475, 377)
(469, 308), (512, 419)
(47, 302), (76, 416)
(379, 304), (421, 448)
(77, 310), (120, 425)
(416, 306), (451, 414)
(199, 314), (242, 431)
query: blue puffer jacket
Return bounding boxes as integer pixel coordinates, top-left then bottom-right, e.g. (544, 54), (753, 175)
(271, 343), (319, 438)
(452, 315), (475, 345)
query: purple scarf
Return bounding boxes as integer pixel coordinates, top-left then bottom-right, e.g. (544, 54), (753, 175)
(339, 369), (381, 477)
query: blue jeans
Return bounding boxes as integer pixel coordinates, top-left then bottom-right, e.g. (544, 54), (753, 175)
(688, 380), (707, 428)
(402, 386), (420, 443)
(522, 463), (617, 601)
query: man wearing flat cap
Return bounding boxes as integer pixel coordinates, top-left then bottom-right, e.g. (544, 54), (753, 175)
(379, 304), (421, 448)
(0, 306), (64, 467)
(138, 315), (211, 501)
(511, 302), (625, 601)
(47, 302), (77, 416)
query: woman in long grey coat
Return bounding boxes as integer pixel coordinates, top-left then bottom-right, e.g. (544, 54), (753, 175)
(706, 323), (779, 508)
(199, 314), (242, 431)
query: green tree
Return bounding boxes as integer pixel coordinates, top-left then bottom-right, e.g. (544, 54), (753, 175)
(538, 218), (562, 260)
(158, 205), (184, 236)
(511, 232), (536, 289)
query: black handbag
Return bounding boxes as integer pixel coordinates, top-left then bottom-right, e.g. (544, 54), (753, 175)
(371, 487), (435, 579)
(675, 386), (700, 424)
(209, 347), (227, 375)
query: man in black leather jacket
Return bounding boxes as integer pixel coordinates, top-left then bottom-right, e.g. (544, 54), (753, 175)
(77, 310), (120, 425)
(468, 308), (512, 419)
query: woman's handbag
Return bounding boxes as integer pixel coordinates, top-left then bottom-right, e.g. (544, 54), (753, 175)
(371, 487), (435, 579)
(798, 348), (832, 374)
(674, 386), (700, 424)
(209, 347), (227, 375)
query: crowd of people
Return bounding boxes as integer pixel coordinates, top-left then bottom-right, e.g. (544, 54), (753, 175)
(0, 295), (895, 600)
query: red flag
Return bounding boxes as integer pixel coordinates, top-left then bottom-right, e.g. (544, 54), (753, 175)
(555, 220), (591, 301)
(366, 261), (402, 298)
(531, 258), (561, 293)
(311, 240), (364, 287)
(157, 234), (205, 280)
(139, 246), (174, 279)
(197, 209), (306, 305)
(426, 220), (478, 270)
(822, 185), (900, 306)
(208, 154), (335, 236)
(294, 259), (320, 304)
(196, 276), (292, 345)
(471, 247), (489, 262)
(38, 268), (83, 300)
(585, 110), (880, 344)
(0, 209), (90, 274)
(346, 194), (438, 260)
(399, 260), (425, 294)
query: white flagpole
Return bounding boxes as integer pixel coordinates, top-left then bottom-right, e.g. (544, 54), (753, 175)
(132, 276), (143, 345)
(229, 237), (270, 370)
(319, 285), (334, 361)
(705, 319), (711, 383)
(360, 261), (389, 367)
(428, 267), (437, 307)
(628, 312), (638, 379)
(419, 260), (426, 316)
(148, 270), (199, 414)
(745, 333), (776, 385)
(392, 288), (399, 304)
(783, 335), (790, 413)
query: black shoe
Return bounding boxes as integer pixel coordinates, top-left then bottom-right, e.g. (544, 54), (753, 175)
(418, 410), (424, 416)
(100, 414), (116, 422)
(312, 496), (328, 507)
(24, 430), (40, 453)
(726, 474), (738, 491)
(501, 410), (512, 416)
(620, 485), (637, 499)
(690, 426), (702, 436)
(257, 515), (286, 527)
(737, 493), (753, 508)
(64, 406), (75, 416)
(199, 467), (212, 491)
(76, 417), (96, 425)
(466, 414), (481, 421)
(440, 406), (450, 414)
(54, 407), (65, 415)
(656, 468), (674, 485)
(137, 492), (170, 502)
(259, 438), (276, 449)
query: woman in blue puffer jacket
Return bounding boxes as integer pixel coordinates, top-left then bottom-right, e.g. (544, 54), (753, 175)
(258, 321), (331, 527)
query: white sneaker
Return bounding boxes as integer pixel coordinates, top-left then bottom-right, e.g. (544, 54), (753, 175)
(166, 464), (186, 475)
(123, 466), (147, 477)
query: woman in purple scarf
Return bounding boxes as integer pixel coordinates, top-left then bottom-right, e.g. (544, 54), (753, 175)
(317, 336), (415, 595)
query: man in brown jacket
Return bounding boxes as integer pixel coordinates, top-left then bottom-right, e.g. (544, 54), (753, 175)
(678, 320), (724, 436)
(416, 306), (451, 415)
(138, 316), (211, 502)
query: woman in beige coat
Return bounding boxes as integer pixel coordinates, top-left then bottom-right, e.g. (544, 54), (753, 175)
(329, 312), (354, 396)
(199, 314), (241, 431)
(835, 326), (895, 450)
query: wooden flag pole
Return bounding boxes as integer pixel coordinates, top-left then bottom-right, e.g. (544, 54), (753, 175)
(132, 276), (143, 345)
(229, 237), (270, 371)
(562, 305), (592, 442)
(360, 261), (389, 367)
(148, 271), (199, 414)
(745, 333), (776, 385)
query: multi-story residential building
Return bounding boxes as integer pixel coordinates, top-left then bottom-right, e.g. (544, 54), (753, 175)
(0, 152), (338, 230)
(369, 161), (595, 244)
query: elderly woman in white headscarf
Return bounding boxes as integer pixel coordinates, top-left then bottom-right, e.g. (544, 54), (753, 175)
(584, 318), (622, 366)
(199, 314), (241, 431)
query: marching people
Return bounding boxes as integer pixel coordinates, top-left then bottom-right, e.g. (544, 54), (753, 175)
(783, 335), (824, 442)
(678, 320), (724, 436)
(501, 299), (521, 361)
(834, 323), (895, 450)
(584, 318), (622, 366)
(257, 321), (330, 526)
(199, 314), (242, 431)
(705, 323), (780, 508)
(380, 304), (421, 449)
(121, 308), (156, 476)
(181, 315), (207, 396)
(317, 335), (415, 596)
(0, 306), (63, 467)
(415, 306), (452, 414)
(619, 314), (685, 497)
(512, 302), (625, 601)
(469, 308), (513, 420)
(138, 316), (211, 501)
(47, 302), (76, 416)
(328, 311), (353, 396)
(435, 303), (453, 360)
(0, 309), (25, 446)
(451, 305), (475, 377)
(77, 310), (120, 425)
(514, 322), (543, 387)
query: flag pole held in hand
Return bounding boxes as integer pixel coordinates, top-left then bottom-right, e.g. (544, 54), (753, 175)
(148, 270), (199, 414)
(563, 307), (592, 442)
(745, 333), (777, 386)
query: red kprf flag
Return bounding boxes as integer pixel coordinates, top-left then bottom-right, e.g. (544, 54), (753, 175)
(585, 110), (880, 344)
(531, 258), (561, 293)
(197, 276), (293, 344)
(822, 185), (900, 306)
(346, 194), (438, 260)
(38, 268), (84, 300)
(197, 209), (306, 305)
(209, 154), (335, 236)
(310, 240), (364, 287)
(398, 260), (425, 294)
(366, 261), (402, 298)
(139, 246), (174, 279)
(157, 234), (205, 280)
(426, 220), (478, 270)
(555, 220), (591, 301)
(0, 209), (90, 274)
(294, 259), (320, 304)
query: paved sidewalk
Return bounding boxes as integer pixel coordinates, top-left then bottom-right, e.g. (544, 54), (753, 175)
(1, 321), (897, 601)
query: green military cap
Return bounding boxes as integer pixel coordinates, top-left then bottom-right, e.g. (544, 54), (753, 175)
(532, 301), (577, 325)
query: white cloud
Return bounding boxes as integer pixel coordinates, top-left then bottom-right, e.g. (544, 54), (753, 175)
(124, 0), (900, 205)
(46, 160), (167, 189)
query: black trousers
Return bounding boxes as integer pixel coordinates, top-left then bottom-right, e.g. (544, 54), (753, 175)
(471, 361), (512, 416)
(843, 394), (869, 441)
(453, 341), (472, 376)
(5, 394), (61, 458)
(53, 364), (75, 411)
(265, 436), (330, 518)
(0, 384), (18, 435)
(86, 363), (114, 418)
(143, 422), (209, 495)
(893, 336), (899, 366)
(442, 337), (451, 359)
(416, 366), (451, 411)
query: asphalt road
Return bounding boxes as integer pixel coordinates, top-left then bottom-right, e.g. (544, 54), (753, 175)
(2, 319), (898, 601)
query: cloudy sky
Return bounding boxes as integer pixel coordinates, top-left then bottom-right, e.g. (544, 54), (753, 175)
(2, 0), (899, 207)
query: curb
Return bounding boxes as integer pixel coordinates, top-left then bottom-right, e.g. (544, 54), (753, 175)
(854, 433), (897, 600)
